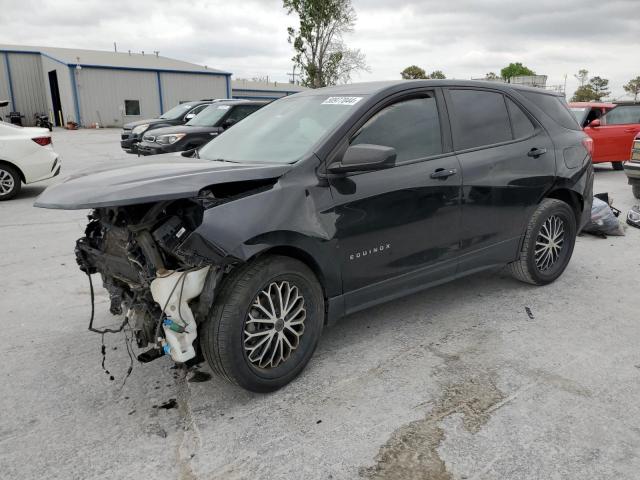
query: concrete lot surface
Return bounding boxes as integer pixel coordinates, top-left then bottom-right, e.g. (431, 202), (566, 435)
(1, 129), (638, 479)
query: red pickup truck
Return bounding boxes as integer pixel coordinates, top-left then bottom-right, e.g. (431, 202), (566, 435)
(569, 102), (640, 170)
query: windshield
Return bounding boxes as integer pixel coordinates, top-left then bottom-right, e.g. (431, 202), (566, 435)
(159, 103), (194, 120)
(198, 94), (364, 164)
(186, 104), (230, 127)
(570, 107), (587, 125)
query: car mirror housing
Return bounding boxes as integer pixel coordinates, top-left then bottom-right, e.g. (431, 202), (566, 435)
(589, 118), (601, 127)
(184, 113), (196, 120)
(328, 144), (397, 173)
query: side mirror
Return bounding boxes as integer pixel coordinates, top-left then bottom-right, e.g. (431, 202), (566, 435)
(222, 118), (237, 129)
(0, 100), (8, 108)
(328, 144), (397, 173)
(184, 113), (196, 120)
(589, 118), (601, 128)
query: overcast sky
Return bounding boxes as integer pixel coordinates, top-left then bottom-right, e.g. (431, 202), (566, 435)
(0, 0), (637, 98)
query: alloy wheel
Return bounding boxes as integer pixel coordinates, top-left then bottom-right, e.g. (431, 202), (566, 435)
(243, 280), (306, 369)
(535, 215), (565, 271)
(0, 168), (15, 196)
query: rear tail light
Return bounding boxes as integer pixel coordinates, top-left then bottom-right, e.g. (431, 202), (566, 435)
(32, 136), (52, 146)
(582, 136), (593, 156)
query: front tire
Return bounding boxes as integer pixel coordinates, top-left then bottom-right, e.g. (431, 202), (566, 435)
(0, 164), (21, 201)
(201, 255), (324, 392)
(612, 162), (624, 171)
(508, 199), (577, 285)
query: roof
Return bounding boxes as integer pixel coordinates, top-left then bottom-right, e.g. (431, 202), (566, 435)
(0, 44), (230, 75)
(232, 79), (307, 94)
(294, 80), (563, 97)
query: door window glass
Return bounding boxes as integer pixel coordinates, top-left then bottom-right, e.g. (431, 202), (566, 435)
(603, 106), (640, 125)
(224, 105), (263, 124)
(506, 98), (535, 139)
(449, 90), (512, 149)
(351, 96), (442, 162)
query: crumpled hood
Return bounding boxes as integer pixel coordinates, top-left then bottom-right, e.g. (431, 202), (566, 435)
(34, 155), (292, 210)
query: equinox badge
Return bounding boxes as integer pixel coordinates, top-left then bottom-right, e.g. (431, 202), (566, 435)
(349, 243), (391, 261)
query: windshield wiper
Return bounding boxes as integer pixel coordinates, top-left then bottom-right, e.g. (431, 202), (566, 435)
(208, 158), (239, 164)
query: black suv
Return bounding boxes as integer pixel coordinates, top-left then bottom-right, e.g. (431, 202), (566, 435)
(120, 99), (245, 153)
(36, 80), (593, 392)
(136, 100), (268, 156)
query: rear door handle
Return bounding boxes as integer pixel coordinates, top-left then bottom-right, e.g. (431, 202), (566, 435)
(430, 168), (457, 179)
(527, 147), (547, 158)
(624, 128), (639, 133)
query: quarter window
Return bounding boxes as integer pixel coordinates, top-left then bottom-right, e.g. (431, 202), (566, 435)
(449, 89), (512, 150)
(603, 106), (640, 125)
(124, 100), (140, 116)
(351, 96), (442, 162)
(506, 98), (535, 139)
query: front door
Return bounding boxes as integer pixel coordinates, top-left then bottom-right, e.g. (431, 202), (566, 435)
(587, 105), (640, 162)
(328, 92), (462, 313)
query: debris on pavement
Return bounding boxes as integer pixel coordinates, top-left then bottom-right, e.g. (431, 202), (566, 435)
(583, 194), (625, 237)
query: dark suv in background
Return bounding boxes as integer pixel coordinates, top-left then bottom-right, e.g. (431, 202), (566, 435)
(120, 99), (245, 153)
(36, 80), (593, 392)
(136, 100), (268, 156)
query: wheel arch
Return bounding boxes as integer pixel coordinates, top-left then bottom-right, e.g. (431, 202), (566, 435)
(0, 159), (25, 183)
(545, 188), (583, 226)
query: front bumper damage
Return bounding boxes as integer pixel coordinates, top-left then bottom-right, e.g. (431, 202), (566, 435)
(74, 199), (226, 365)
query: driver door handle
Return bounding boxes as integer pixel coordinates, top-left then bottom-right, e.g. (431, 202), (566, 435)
(527, 147), (547, 158)
(430, 168), (457, 179)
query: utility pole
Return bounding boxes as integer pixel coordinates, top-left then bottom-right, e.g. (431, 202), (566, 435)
(287, 65), (298, 84)
(114, 42), (117, 52)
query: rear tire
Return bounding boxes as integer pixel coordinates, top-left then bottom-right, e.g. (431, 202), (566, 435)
(633, 185), (640, 199)
(201, 255), (324, 392)
(612, 162), (624, 171)
(508, 199), (577, 285)
(0, 164), (21, 201)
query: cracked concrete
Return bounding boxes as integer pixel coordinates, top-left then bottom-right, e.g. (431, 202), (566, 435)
(1, 129), (640, 479)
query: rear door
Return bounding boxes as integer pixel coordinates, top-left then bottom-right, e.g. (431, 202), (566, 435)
(445, 88), (556, 269)
(328, 90), (462, 312)
(589, 105), (640, 162)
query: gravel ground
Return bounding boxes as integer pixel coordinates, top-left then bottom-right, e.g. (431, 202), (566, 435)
(1, 128), (638, 480)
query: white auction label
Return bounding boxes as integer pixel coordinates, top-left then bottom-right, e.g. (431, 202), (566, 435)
(322, 96), (363, 106)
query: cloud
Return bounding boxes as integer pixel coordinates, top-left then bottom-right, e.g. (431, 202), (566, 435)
(0, 0), (637, 97)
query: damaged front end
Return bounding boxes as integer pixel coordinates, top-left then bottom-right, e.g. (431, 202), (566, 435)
(76, 195), (227, 364)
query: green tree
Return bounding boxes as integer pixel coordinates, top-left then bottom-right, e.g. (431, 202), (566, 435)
(574, 69), (589, 87)
(589, 76), (610, 101)
(283, 0), (368, 88)
(571, 85), (597, 102)
(401, 65), (427, 79)
(500, 62), (535, 81)
(427, 70), (446, 79)
(485, 72), (501, 81)
(623, 76), (640, 102)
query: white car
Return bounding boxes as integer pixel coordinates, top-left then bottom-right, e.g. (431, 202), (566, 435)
(0, 121), (60, 200)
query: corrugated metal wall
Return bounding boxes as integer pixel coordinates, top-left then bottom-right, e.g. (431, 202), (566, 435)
(160, 73), (227, 111)
(4, 53), (48, 126)
(40, 56), (76, 126)
(75, 67), (160, 127)
(0, 54), (10, 120)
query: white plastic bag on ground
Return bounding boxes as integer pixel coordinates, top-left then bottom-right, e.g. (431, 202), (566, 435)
(583, 197), (625, 236)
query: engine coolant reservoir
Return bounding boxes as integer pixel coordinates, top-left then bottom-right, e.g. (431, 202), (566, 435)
(150, 267), (210, 363)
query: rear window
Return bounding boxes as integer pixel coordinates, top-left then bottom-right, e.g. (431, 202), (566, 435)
(506, 98), (535, 139)
(449, 89), (512, 150)
(520, 91), (581, 131)
(603, 106), (640, 125)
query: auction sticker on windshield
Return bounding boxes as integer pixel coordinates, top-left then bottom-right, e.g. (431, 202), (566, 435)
(322, 97), (363, 106)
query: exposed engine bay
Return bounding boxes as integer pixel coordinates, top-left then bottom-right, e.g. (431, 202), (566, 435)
(76, 194), (226, 364)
